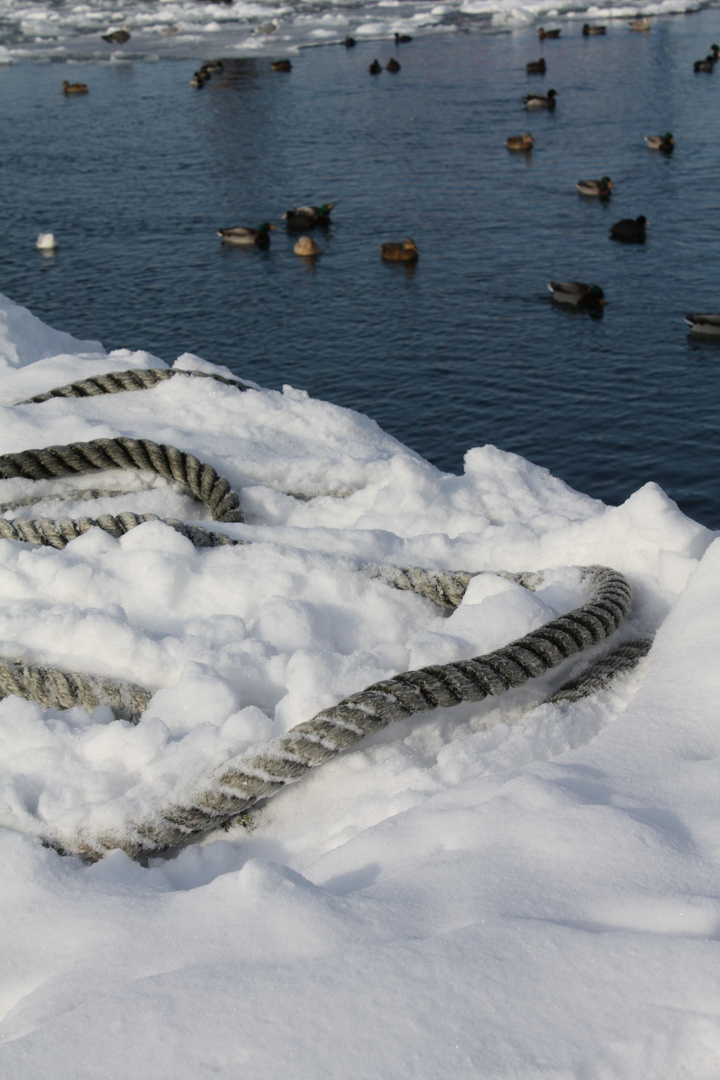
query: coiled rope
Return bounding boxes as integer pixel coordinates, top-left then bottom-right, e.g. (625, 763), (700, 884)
(2, 369), (651, 860)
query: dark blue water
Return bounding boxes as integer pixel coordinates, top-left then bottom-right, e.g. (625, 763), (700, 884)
(1, 12), (719, 526)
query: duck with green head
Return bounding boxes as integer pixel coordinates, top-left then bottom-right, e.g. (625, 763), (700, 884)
(577, 176), (613, 197)
(283, 204), (334, 229)
(217, 222), (275, 247)
(549, 281), (605, 310)
(645, 133), (673, 152)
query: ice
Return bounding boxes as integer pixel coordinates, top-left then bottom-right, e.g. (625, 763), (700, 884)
(0, 289), (719, 1076)
(0, 0), (705, 59)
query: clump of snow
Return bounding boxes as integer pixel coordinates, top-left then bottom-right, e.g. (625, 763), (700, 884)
(0, 290), (718, 1078)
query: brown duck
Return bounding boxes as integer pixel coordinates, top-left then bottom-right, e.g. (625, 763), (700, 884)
(381, 238), (418, 263)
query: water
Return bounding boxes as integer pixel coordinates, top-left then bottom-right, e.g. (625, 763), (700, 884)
(1, 8), (719, 526)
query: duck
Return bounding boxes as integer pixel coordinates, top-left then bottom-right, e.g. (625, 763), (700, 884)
(693, 55), (715, 72)
(369, 59), (381, 74)
(190, 71), (208, 88)
(217, 223), (275, 247)
(62, 80), (88, 94)
(548, 281), (605, 309)
(386, 57), (401, 72)
(394, 32), (413, 43)
(36, 232), (58, 251)
(101, 27), (131, 45)
(645, 133), (673, 152)
(683, 314), (720, 337)
(538, 27), (561, 39)
(609, 215), (647, 242)
(344, 36), (356, 47)
(200, 59), (223, 76)
(523, 88), (558, 108)
(283, 204), (334, 229)
(271, 59), (292, 72)
(628, 17), (650, 30)
(506, 132), (534, 150)
(577, 176), (613, 197)
(526, 58), (546, 73)
(381, 238), (418, 263)
(294, 236), (322, 257)
(582, 23), (607, 34)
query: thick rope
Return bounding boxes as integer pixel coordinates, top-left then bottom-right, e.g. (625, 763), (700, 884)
(69, 564), (635, 860)
(0, 658), (151, 722)
(13, 367), (249, 406)
(0, 438), (243, 523)
(0, 512), (242, 552)
(546, 637), (652, 703)
(1, 375), (648, 860)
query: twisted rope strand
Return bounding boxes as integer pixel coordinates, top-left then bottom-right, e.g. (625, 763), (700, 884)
(13, 367), (249, 406)
(0, 438), (243, 523)
(70, 565), (635, 860)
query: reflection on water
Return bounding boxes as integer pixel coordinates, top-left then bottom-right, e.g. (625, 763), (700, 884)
(1, 12), (719, 527)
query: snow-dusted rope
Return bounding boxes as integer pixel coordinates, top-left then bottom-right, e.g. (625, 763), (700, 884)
(13, 366), (249, 406)
(1, 372), (648, 859)
(0, 437), (244, 523)
(68, 563), (635, 860)
(0, 657), (151, 722)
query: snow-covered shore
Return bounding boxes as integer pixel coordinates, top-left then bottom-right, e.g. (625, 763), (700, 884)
(1, 291), (718, 1078)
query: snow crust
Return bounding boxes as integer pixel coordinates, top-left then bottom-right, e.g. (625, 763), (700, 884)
(0, 0), (708, 61)
(0, 291), (718, 1078)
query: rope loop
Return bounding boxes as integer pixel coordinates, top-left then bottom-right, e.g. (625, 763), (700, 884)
(0, 370), (650, 860)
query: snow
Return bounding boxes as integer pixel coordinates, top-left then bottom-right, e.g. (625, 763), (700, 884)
(0, 0), (708, 61)
(0, 291), (718, 1078)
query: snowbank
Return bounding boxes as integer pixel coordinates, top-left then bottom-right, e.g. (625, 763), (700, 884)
(0, 292), (718, 1078)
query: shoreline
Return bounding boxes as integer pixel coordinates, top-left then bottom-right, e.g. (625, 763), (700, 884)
(1, 1), (718, 65)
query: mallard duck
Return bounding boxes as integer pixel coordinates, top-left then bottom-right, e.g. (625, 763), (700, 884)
(217, 223), (275, 247)
(609, 215), (647, 242)
(344, 36), (356, 47)
(684, 314), (720, 337)
(645, 133), (674, 152)
(62, 80), (88, 94)
(271, 59), (292, 72)
(582, 23), (607, 34)
(283, 204), (334, 229)
(199, 59), (223, 76)
(523, 88), (558, 108)
(628, 17), (650, 30)
(506, 132), (534, 150)
(548, 281), (605, 309)
(381, 238), (418, 262)
(577, 176), (613, 196)
(526, 58), (546, 73)
(369, 59), (381, 74)
(101, 27), (130, 45)
(538, 27), (561, 39)
(387, 57), (401, 72)
(394, 32), (413, 43)
(294, 236), (322, 257)
(36, 232), (58, 251)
